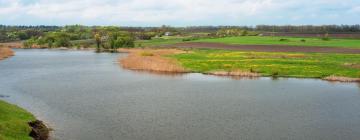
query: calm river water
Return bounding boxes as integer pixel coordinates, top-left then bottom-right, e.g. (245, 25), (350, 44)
(0, 49), (359, 140)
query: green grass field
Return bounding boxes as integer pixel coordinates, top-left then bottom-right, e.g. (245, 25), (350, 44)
(135, 38), (184, 47)
(0, 100), (35, 140)
(193, 36), (360, 48)
(171, 49), (360, 78)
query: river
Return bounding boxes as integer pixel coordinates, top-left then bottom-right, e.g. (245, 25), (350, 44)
(0, 49), (359, 140)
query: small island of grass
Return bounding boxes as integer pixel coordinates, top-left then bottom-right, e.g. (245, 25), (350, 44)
(119, 48), (360, 82)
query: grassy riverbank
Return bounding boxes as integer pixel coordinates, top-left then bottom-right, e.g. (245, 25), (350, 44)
(171, 49), (360, 79)
(1, 49), (49, 140)
(0, 47), (33, 140)
(119, 48), (360, 81)
(0, 100), (35, 140)
(192, 36), (360, 49)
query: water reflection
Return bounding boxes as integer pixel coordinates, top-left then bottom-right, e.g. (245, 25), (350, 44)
(0, 95), (10, 98)
(128, 69), (360, 88)
(95, 49), (119, 53)
(128, 69), (187, 78)
(208, 74), (261, 80)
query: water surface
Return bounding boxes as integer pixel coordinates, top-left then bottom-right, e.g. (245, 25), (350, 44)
(0, 49), (359, 140)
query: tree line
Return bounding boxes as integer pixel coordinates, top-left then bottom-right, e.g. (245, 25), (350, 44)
(255, 25), (360, 33)
(22, 26), (135, 49)
(1, 24), (360, 48)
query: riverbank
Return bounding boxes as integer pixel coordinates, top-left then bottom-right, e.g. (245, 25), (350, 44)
(0, 50), (50, 140)
(0, 42), (24, 49)
(0, 41), (96, 51)
(0, 100), (35, 140)
(0, 100), (49, 140)
(119, 48), (360, 82)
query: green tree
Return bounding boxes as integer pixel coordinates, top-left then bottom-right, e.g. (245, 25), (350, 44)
(16, 31), (29, 40)
(106, 31), (134, 49)
(94, 33), (101, 49)
(23, 37), (37, 48)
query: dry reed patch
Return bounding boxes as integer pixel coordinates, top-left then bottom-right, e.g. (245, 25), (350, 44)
(0, 42), (46, 49)
(0, 42), (23, 48)
(323, 75), (360, 82)
(119, 48), (189, 73)
(208, 70), (261, 77)
(0, 47), (14, 60)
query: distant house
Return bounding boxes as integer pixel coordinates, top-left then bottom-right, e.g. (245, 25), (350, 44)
(164, 32), (172, 36)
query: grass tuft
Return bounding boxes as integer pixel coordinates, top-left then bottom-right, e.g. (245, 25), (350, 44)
(279, 38), (289, 42)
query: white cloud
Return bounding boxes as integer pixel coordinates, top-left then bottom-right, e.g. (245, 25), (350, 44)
(349, 6), (360, 13)
(0, 0), (359, 25)
(0, 0), (22, 15)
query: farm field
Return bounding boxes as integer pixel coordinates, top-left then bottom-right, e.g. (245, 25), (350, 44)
(261, 32), (360, 39)
(135, 38), (184, 47)
(170, 49), (360, 78)
(168, 42), (360, 54)
(192, 36), (360, 49)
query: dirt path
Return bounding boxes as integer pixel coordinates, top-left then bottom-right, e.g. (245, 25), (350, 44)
(163, 42), (360, 54)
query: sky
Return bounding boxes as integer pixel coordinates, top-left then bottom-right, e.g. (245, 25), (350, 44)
(0, 0), (359, 26)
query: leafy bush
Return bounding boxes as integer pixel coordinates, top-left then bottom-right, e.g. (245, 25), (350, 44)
(53, 33), (71, 47)
(279, 38), (289, 42)
(136, 32), (157, 40)
(71, 39), (96, 48)
(106, 32), (135, 49)
(271, 71), (279, 77)
(322, 37), (331, 41)
(182, 37), (201, 42)
(322, 33), (331, 41)
(23, 38), (37, 48)
(183, 38), (191, 42)
(241, 30), (248, 36)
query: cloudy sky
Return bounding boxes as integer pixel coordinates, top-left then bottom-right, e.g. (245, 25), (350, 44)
(0, 0), (359, 26)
